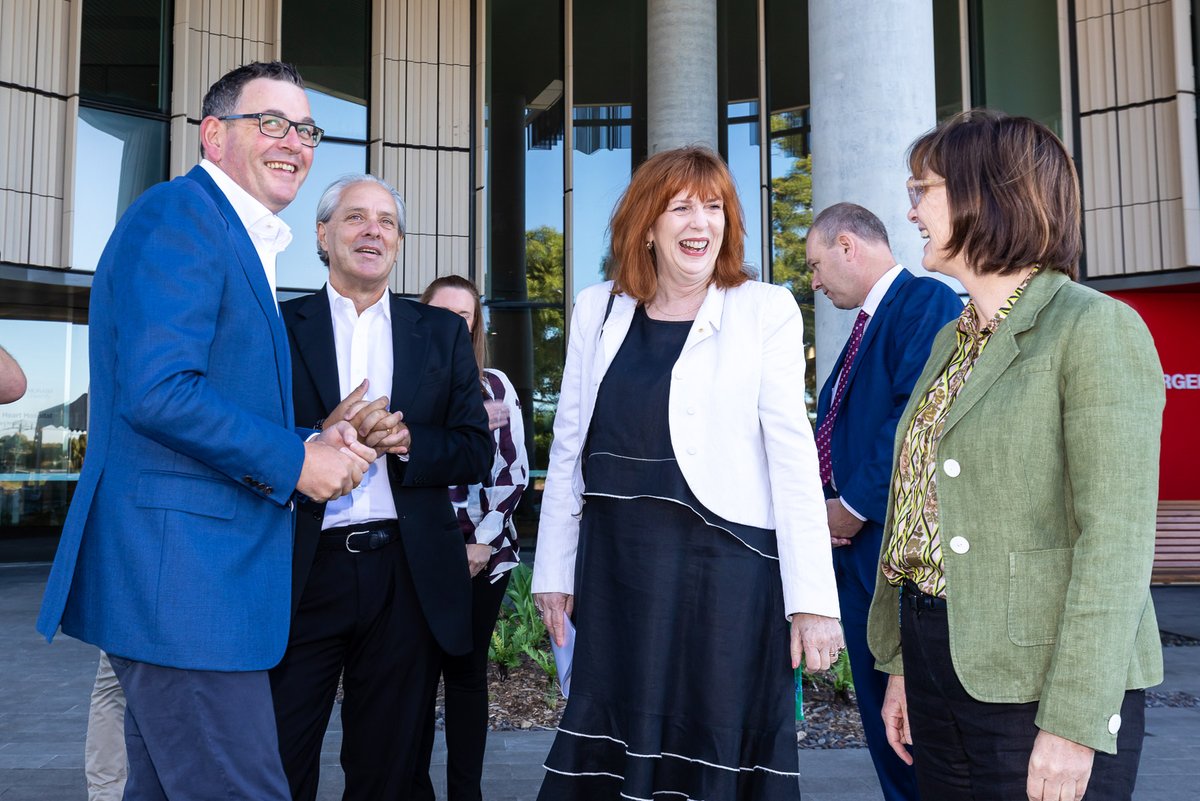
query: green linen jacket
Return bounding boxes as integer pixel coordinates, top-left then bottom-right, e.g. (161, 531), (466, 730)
(866, 269), (1165, 754)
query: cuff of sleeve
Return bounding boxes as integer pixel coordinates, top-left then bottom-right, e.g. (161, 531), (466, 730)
(840, 497), (867, 521)
(473, 512), (506, 546)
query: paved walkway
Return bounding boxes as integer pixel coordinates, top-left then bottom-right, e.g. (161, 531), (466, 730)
(1, 563), (1196, 800)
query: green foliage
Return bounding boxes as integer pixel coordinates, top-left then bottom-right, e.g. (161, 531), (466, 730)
(488, 564), (557, 687)
(802, 650), (855, 702)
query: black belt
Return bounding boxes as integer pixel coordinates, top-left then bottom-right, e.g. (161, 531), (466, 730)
(901, 579), (947, 611)
(318, 521), (400, 553)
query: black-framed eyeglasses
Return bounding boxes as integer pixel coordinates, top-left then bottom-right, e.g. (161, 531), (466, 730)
(906, 176), (945, 208)
(218, 113), (325, 147)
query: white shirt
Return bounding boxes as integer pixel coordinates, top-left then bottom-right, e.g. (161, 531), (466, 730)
(321, 284), (398, 528)
(835, 264), (906, 522)
(199, 160), (292, 306)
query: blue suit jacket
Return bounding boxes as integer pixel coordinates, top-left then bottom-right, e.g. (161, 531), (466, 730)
(815, 269), (962, 595)
(37, 165), (307, 671)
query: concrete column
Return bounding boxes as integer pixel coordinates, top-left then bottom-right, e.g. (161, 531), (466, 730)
(808, 0), (939, 388)
(647, 0), (719, 153)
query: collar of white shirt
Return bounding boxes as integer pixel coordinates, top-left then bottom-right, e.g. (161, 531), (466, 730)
(198, 159), (293, 256)
(861, 263), (907, 319)
(325, 283), (392, 326)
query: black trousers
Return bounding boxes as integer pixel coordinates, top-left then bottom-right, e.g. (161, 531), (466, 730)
(270, 536), (439, 801)
(412, 569), (511, 801)
(899, 587), (1146, 801)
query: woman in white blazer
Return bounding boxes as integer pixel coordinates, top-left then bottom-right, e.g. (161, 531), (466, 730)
(531, 146), (842, 801)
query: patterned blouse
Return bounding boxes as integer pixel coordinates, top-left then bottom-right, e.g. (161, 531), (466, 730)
(448, 368), (529, 582)
(882, 268), (1038, 597)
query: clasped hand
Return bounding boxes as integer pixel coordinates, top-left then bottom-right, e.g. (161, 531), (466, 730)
(327, 379), (411, 457)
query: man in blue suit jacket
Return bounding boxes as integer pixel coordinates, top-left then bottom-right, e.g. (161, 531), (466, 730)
(810, 203), (962, 801)
(37, 62), (375, 800)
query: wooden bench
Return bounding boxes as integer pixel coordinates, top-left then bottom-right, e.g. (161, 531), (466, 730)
(1153, 501), (1200, 585)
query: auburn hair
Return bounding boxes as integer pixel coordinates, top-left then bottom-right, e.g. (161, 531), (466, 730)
(908, 109), (1081, 279)
(609, 146), (749, 302)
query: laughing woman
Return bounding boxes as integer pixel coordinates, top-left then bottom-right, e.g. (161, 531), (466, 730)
(870, 110), (1165, 801)
(532, 146), (843, 801)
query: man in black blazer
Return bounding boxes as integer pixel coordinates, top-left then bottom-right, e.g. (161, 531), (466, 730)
(270, 174), (492, 801)
(810, 203), (962, 801)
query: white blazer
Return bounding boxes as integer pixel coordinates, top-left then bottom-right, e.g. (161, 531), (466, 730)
(531, 279), (840, 619)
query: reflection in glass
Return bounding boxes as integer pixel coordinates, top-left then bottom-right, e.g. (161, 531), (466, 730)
(572, 106), (630, 297)
(277, 142), (368, 290)
(305, 89), (368, 141)
(726, 101), (762, 275)
(0, 318), (89, 560)
(72, 108), (168, 271)
(970, 0), (1062, 134)
(80, 0), (170, 112)
(768, 111), (816, 420)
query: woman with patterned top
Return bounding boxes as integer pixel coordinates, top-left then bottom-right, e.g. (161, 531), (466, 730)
(867, 110), (1165, 801)
(411, 275), (528, 801)
(531, 146), (844, 801)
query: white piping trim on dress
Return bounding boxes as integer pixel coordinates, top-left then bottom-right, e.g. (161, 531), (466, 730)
(588, 451), (677, 463)
(554, 726), (800, 777)
(579, 492), (780, 561)
(544, 765), (707, 801)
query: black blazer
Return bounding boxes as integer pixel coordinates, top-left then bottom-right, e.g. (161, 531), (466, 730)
(282, 288), (493, 655)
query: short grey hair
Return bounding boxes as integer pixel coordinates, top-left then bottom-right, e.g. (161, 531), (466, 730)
(809, 202), (890, 250)
(315, 174), (407, 266)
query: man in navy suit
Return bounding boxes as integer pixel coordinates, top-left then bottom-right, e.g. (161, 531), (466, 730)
(810, 203), (961, 801)
(270, 175), (492, 800)
(37, 62), (377, 800)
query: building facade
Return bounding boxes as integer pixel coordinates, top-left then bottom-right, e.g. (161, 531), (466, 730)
(1, 0), (1196, 576)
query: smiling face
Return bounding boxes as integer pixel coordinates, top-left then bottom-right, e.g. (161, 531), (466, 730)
(647, 191), (726, 288)
(201, 78), (314, 213)
(906, 173), (964, 277)
(319, 181), (402, 297)
(425, 286), (478, 334)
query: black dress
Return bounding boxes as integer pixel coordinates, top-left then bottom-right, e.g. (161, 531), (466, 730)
(538, 306), (800, 801)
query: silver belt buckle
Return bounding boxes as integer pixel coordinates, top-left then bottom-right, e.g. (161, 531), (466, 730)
(345, 529), (369, 553)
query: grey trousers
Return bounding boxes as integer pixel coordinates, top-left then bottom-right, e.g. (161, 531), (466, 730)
(85, 652), (127, 801)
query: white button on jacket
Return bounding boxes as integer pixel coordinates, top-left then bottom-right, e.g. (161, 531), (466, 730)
(949, 536), (970, 554)
(943, 458), (961, 477)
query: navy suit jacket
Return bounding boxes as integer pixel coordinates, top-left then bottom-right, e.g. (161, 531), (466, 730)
(815, 269), (962, 594)
(38, 165), (308, 671)
(283, 289), (493, 656)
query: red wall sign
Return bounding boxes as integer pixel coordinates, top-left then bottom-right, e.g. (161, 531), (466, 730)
(1108, 287), (1200, 501)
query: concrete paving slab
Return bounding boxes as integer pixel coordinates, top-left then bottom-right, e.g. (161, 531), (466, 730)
(2, 563), (1197, 800)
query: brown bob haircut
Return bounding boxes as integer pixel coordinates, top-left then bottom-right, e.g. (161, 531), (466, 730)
(609, 146), (749, 301)
(420, 275), (487, 384)
(908, 109), (1081, 279)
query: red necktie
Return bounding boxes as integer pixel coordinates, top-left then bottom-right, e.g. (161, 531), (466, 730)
(816, 310), (869, 486)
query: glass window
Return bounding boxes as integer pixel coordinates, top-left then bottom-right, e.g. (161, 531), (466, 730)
(80, 0), (171, 113)
(720, 0), (763, 274)
(277, 142), (369, 290)
(71, 108), (169, 271)
(765, 0), (816, 419)
(0, 311), (90, 561)
(969, 0), (1062, 134)
(571, 0), (645, 297)
(277, 0), (371, 289)
(933, 0), (964, 120)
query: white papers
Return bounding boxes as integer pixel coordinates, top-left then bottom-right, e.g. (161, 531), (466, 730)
(549, 616), (576, 698)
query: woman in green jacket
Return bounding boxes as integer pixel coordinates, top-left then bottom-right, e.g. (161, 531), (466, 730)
(867, 110), (1165, 801)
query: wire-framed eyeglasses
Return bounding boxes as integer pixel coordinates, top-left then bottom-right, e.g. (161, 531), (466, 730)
(906, 176), (945, 208)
